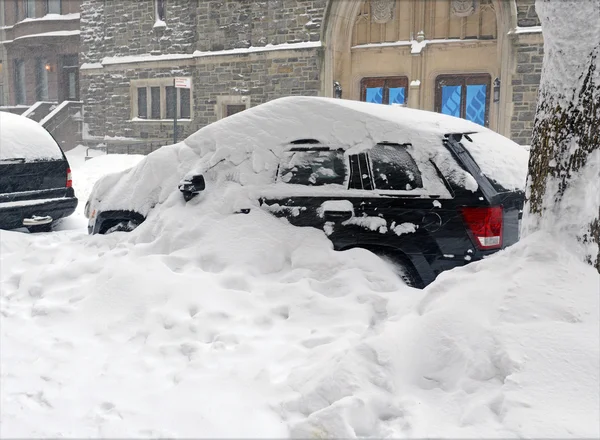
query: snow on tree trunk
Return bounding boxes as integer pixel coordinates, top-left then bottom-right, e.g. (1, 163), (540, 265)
(522, 0), (600, 272)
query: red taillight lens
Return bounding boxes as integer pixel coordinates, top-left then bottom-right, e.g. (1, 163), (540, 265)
(461, 206), (503, 250)
(66, 168), (73, 188)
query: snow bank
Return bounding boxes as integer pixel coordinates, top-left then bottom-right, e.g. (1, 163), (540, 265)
(0, 111), (64, 161)
(2, 170), (598, 437)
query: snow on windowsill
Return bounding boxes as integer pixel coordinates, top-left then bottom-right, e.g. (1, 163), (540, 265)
(9, 30), (80, 43)
(131, 118), (192, 123)
(510, 26), (543, 35)
(153, 19), (167, 29)
(19, 12), (80, 23)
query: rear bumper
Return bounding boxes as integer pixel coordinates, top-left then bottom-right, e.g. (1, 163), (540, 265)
(0, 195), (78, 230)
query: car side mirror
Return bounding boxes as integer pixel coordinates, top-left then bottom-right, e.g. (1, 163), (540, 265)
(179, 174), (205, 202)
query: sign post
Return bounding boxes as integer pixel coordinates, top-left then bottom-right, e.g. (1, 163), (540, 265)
(173, 77), (191, 144)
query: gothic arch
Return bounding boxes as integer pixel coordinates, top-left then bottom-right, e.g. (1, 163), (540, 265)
(321, 0), (519, 136)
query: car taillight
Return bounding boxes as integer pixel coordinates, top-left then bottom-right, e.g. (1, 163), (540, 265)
(66, 168), (73, 188)
(461, 206), (503, 250)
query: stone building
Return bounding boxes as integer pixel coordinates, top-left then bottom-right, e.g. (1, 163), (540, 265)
(0, 0), (82, 150)
(80, 0), (543, 147)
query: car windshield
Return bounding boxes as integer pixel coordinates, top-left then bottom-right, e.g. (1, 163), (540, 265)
(278, 150), (346, 186)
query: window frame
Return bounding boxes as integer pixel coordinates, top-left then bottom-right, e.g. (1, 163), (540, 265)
(24, 0), (35, 18)
(132, 78), (193, 121)
(14, 59), (26, 105)
(35, 57), (49, 101)
(434, 74), (491, 127)
(360, 76), (409, 105)
(277, 147), (349, 188)
(46, 0), (62, 15)
(155, 0), (166, 21)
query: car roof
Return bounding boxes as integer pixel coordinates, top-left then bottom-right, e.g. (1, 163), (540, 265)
(0, 111), (64, 161)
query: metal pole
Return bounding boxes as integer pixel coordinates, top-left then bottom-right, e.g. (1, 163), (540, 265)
(173, 78), (177, 144)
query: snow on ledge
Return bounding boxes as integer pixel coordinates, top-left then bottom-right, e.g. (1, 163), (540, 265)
(85, 41), (323, 69)
(352, 38), (477, 51)
(11, 30), (80, 42)
(20, 12), (80, 23)
(510, 26), (543, 35)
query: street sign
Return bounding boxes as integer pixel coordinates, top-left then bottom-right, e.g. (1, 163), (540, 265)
(174, 77), (191, 89)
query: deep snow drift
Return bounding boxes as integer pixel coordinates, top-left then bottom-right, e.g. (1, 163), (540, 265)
(1, 150), (598, 437)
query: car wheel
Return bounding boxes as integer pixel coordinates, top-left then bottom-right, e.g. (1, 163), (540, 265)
(27, 223), (53, 233)
(101, 219), (138, 234)
(377, 252), (423, 289)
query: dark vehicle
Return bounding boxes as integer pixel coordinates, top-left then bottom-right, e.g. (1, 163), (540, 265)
(0, 112), (77, 232)
(256, 136), (524, 287)
(86, 97), (527, 287)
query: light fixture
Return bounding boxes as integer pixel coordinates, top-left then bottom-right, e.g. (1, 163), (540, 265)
(45, 63), (53, 72)
(493, 77), (501, 103)
(333, 81), (342, 99)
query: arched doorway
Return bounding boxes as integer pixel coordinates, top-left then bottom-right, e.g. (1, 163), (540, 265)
(322, 0), (517, 136)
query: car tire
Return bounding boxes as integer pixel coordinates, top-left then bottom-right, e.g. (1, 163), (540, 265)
(27, 223), (53, 233)
(101, 219), (138, 234)
(377, 252), (423, 289)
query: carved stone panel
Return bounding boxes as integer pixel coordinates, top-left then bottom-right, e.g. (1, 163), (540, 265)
(451, 0), (478, 17)
(371, 0), (395, 24)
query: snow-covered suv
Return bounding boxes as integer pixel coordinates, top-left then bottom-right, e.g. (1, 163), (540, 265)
(85, 97), (528, 287)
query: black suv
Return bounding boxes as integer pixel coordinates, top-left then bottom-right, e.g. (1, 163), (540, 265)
(86, 97), (527, 287)
(254, 136), (524, 287)
(0, 112), (77, 232)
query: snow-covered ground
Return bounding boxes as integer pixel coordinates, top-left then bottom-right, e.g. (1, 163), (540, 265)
(1, 148), (598, 438)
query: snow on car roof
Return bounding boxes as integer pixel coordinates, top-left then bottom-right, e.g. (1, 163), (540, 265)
(88, 97), (527, 216)
(184, 96), (527, 191)
(0, 111), (64, 161)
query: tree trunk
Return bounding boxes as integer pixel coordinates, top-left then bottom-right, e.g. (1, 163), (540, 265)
(522, 0), (600, 272)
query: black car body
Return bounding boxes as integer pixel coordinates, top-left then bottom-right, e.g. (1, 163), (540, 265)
(0, 111), (77, 232)
(86, 97), (527, 287)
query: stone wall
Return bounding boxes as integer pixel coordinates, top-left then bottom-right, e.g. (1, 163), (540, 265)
(83, 48), (322, 140)
(516, 0), (541, 27)
(80, 0), (327, 141)
(511, 41), (543, 145)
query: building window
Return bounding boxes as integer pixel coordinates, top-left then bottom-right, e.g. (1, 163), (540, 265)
(360, 77), (408, 105)
(14, 59), (26, 105)
(47, 0), (61, 14)
(35, 58), (49, 101)
(226, 104), (246, 117)
(215, 96), (250, 120)
(24, 0), (35, 18)
(133, 79), (192, 120)
(435, 74), (491, 126)
(155, 0), (166, 21)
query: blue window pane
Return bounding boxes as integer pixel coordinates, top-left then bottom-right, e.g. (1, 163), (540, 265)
(389, 87), (405, 105)
(441, 85), (462, 117)
(366, 87), (383, 104)
(466, 84), (487, 126)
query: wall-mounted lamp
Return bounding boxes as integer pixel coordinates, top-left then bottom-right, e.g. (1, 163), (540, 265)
(333, 81), (342, 99)
(45, 63), (54, 72)
(493, 77), (501, 103)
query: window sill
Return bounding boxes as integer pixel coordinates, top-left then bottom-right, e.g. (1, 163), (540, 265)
(131, 118), (192, 123)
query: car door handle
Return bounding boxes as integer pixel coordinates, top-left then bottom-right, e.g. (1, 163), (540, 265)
(323, 210), (353, 222)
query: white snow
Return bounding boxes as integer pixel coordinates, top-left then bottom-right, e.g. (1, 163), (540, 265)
(1, 171), (598, 437)
(462, 131), (529, 191)
(510, 25), (543, 34)
(0, 111), (64, 161)
(392, 222), (418, 236)
(1, 140), (598, 437)
(11, 30), (80, 43)
(86, 97), (521, 220)
(317, 200), (354, 218)
(88, 42), (323, 69)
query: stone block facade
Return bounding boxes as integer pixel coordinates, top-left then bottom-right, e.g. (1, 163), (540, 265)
(511, 41), (544, 145)
(516, 0), (541, 27)
(80, 0), (326, 141)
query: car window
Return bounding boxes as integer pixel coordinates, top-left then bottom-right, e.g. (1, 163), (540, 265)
(278, 149), (346, 186)
(368, 143), (423, 190)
